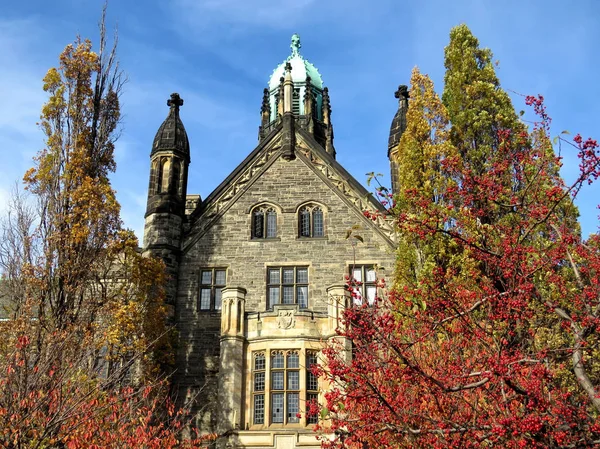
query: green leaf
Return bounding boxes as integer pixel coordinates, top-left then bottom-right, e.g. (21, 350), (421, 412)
(353, 235), (364, 243)
(344, 229), (352, 239)
(561, 130), (570, 135)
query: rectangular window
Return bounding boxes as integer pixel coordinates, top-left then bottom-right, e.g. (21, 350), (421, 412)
(254, 372), (265, 391)
(266, 211), (277, 238)
(199, 268), (226, 311)
(254, 394), (265, 424)
(313, 209), (324, 237)
(272, 393), (284, 423)
(292, 88), (301, 116)
(306, 352), (319, 424)
(253, 350), (317, 427)
(267, 267), (309, 309)
(266, 351), (302, 425)
(349, 265), (377, 306)
(306, 393), (318, 424)
(287, 393), (300, 423)
(287, 371), (299, 389)
(253, 352), (266, 425)
(272, 371), (284, 390)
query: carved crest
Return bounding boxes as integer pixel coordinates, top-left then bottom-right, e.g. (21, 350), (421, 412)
(277, 310), (296, 329)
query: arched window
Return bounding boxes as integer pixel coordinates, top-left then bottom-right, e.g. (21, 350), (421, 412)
(151, 160), (159, 193)
(171, 160), (181, 195)
(159, 158), (171, 193)
(252, 206), (277, 239)
(298, 205), (324, 238)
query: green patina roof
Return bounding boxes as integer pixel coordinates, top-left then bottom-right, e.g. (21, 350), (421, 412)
(268, 34), (323, 90)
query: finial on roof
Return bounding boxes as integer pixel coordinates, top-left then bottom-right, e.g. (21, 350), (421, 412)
(291, 33), (301, 57)
(261, 88), (270, 114)
(395, 85), (409, 101)
(167, 92), (184, 111)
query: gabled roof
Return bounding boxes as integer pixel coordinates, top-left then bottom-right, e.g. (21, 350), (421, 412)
(182, 124), (397, 254)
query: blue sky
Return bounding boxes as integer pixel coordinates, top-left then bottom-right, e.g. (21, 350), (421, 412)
(1, 0), (599, 239)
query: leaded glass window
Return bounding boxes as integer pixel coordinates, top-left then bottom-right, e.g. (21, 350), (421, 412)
(267, 267), (309, 309)
(271, 350), (300, 424)
(253, 352), (266, 424)
(298, 205), (325, 237)
(349, 265), (378, 306)
(199, 268), (226, 311)
(251, 350), (318, 427)
(306, 351), (319, 424)
(252, 205), (278, 239)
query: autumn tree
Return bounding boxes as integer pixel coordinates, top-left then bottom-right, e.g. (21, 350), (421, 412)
(318, 25), (600, 448)
(0, 10), (196, 447)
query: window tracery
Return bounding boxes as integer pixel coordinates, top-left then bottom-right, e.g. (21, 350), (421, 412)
(252, 205), (278, 239)
(298, 204), (324, 238)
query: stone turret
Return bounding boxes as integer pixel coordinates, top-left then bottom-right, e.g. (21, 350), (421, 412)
(259, 34), (335, 156)
(143, 93), (190, 306)
(388, 85), (409, 195)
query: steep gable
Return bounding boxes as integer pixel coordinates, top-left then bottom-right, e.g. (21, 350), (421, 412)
(182, 126), (397, 253)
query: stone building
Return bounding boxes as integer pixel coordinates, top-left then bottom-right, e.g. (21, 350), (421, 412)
(143, 34), (407, 449)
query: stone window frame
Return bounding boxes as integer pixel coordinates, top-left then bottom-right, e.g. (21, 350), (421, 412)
(253, 352), (266, 425)
(270, 350), (301, 424)
(266, 266), (309, 310)
(306, 351), (320, 424)
(250, 348), (319, 428)
(296, 201), (327, 239)
(250, 202), (280, 240)
(348, 264), (378, 306)
(198, 268), (227, 311)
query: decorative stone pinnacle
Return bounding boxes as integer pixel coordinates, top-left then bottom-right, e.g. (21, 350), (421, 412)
(304, 76), (312, 102)
(261, 88), (270, 113)
(167, 92), (184, 110)
(290, 33), (301, 57)
(394, 85), (409, 100)
(285, 62), (292, 73)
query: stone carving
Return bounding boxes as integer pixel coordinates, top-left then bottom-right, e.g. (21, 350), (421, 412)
(183, 132), (398, 253)
(277, 310), (296, 329)
(296, 143), (397, 244)
(183, 139), (281, 251)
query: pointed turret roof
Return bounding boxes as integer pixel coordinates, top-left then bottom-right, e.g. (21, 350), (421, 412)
(388, 85), (409, 158)
(152, 93), (190, 161)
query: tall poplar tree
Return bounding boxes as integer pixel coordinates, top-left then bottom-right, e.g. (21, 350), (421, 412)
(393, 68), (457, 293)
(0, 11), (192, 447)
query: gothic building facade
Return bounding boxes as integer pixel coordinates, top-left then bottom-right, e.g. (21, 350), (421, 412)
(143, 35), (407, 449)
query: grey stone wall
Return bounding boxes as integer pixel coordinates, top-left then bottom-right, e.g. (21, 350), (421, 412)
(174, 151), (395, 431)
(143, 213), (183, 306)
